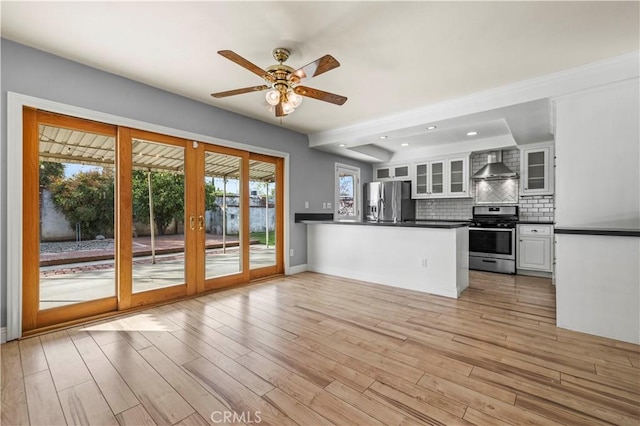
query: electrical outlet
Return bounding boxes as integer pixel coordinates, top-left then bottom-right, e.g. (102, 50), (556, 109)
(322, 202), (327, 209)
(327, 202), (332, 209)
(421, 258), (428, 268)
(289, 249), (294, 257)
(304, 201), (309, 209)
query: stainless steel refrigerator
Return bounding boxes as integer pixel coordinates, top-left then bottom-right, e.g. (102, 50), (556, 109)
(363, 181), (415, 222)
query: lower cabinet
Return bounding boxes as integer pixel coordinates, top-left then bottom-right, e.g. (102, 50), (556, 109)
(517, 224), (553, 273)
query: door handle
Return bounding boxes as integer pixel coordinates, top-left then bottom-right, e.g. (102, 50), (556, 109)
(190, 215), (195, 231)
(198, 215), (204, 231)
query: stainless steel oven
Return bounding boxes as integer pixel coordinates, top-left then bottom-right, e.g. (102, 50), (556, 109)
(469, 206), (518, 274)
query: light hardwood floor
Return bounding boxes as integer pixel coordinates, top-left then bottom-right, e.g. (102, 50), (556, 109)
(2, 271), (639, 425)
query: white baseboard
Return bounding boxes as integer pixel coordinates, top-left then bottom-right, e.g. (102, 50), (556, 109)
(286, 263), (308, 275)
(1, 327), (7, 344)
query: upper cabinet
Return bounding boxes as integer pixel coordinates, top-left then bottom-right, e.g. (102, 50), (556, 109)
(520, 143), (554, 195)
(411, 154), (470, 199)
(374, 163), (410, 181)
(447, 157), (468, 196)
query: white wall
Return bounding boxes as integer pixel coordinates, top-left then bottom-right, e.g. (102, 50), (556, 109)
(554, 78), (640, 344)
(554, 79), (639, 229)
(556, 234), (639, 344)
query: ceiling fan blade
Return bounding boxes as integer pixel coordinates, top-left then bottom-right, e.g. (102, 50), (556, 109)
(294, 86), (347, 105)
(218, 50), (275, 82)
(211, 85), (269, 98)
(275, 102), (287, 117)
(292, 55), (340, 82)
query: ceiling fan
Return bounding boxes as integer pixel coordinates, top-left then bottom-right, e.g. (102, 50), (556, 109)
(211, 48), (347, 117)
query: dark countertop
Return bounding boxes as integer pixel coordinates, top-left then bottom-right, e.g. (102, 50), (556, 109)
(298, 220), (469, 229)
(555, 227), (640, 237)
(517, 221), (555, 225)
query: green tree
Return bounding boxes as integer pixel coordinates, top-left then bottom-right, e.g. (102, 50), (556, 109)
(49, 168), (114, 239)
(39, 161), (65, 189)
(132, 170), (185, 235)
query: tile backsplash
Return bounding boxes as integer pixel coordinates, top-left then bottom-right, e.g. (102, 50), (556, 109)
(416, 148), (555, 222)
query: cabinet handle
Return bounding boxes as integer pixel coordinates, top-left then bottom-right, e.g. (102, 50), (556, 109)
(198, 215), (204, 231)
(531, 229), (538, 233)
(189, 215), (195, 231)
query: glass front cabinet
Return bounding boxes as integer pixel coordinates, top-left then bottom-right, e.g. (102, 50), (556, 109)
(411, 155), (470, 199)
(374, 163), (410, 181)
(520, 143), (554, 195)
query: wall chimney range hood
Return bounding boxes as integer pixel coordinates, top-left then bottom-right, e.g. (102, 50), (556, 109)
(472, 151), (518, 180)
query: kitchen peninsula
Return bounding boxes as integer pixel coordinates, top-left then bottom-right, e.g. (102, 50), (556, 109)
(304, 220), (469, 299)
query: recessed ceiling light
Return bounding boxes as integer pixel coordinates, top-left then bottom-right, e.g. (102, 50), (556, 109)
(338, 144), (346, 147)
(379, 136), (388, 139)
(427, 126), (437, 130)
(466, 131), (478, 136)
(401, 143), (410, 147)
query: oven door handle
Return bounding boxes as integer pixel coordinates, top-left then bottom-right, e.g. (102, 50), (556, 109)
(469, 227), (514, 232)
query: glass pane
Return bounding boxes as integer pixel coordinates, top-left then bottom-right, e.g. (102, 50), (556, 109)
(38, 124), (115, 310)
(417, 175), (426, 185)
(131, 139), (185, 293)
(528, 164), (545, 179)
(451, 183), (463, 193)
(417, 184), (427, 194)
(528, 177), (545, 190)
(432, 173), (443, 185)
(432, 162), (443, 174)
(528, 151), (545, 166)
(249, 160), (276, 270)
(204, 152), (242, 279)
(417, 164), (427, 175)
(377, 168), (390, 179)
(450, 160), (463, 173)
(432, 184), (444, 194)
(395, 166), (409, 177)
(338, 173), (355, 216)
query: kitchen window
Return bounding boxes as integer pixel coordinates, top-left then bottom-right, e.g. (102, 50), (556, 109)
(335, 163), (360, 221)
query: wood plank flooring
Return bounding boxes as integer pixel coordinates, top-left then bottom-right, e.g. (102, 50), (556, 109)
(2, 271), (639, 425)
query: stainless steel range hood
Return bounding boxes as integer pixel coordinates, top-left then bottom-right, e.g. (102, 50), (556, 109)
(472, 151), (518, 180)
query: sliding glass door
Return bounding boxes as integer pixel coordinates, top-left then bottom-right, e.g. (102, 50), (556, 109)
(201, 146), (247, 289)
(22, 109), (284, 334)
(23, 109), (118, 330)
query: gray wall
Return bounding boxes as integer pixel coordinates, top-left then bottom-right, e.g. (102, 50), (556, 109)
(0, 38), (372, 327)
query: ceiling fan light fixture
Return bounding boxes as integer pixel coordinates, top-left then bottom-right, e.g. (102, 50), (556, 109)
(265, 89), (280, 106)
(288, 90), (303, 108)
(282, 102), (295, 115)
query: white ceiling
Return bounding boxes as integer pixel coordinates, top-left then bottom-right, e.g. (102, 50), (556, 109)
(2, 1), (638, 162)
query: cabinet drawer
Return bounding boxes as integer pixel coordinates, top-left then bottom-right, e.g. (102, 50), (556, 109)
(519, 225), (552, 236)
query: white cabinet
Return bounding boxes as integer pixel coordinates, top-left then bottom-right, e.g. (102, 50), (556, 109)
(411, 155), (470, 199)
(520, 144), (554, 195)
(517, 224), (553, 272)
(412, 160), (445, 198)
(447, 157), (468, 196)
(374, 163), (410, 181)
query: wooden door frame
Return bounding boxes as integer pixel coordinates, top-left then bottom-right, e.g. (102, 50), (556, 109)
(22, 109), (119, 332)
(122, 128), (197, 309)
(201, 144), (251, 291)
(248, 153), (285, 280)
(15, 99), (288, 337)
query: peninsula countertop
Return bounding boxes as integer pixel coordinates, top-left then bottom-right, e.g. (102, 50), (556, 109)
(297, 219), (469, 229)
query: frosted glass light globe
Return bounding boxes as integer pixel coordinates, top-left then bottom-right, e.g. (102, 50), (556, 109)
(265, 90), (280, 106)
